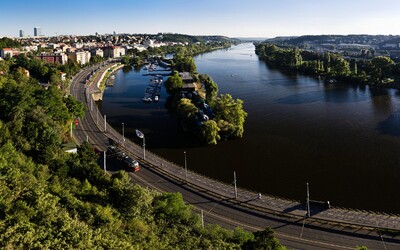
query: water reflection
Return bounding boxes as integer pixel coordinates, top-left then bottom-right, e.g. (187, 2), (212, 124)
(369, 87), (393, 114)
(376, 111), (400, 136)
(276, 86), (370, 105)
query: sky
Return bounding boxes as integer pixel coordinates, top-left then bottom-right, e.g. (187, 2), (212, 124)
(2, 0), (400, 38)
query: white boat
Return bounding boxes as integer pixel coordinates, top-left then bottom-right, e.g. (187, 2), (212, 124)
(142, 97), (152, 102)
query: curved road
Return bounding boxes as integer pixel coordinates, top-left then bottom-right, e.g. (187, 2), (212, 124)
(71, 65), (400, 249)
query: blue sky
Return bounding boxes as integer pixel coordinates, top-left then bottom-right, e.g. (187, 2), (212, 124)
(2, 0), (400, 38)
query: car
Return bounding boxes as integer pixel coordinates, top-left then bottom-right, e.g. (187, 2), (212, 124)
(94, 147), (102, 155)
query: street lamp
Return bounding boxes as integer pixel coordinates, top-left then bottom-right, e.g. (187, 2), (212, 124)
(306, 182), (311, 218)
(122, 122), (125, 143)
(184, 151), (187, 182)
(136, 129), (145, 160)
(233, 171), (238, 199)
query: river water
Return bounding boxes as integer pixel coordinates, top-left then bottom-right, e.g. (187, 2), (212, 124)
(102, 43), (400, 213)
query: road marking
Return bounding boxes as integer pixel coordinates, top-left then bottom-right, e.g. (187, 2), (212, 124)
(200, 209), (355, 250)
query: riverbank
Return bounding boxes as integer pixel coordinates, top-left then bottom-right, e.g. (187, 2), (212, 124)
(84, 62), (124, 101)
(98, 63), (125, 91)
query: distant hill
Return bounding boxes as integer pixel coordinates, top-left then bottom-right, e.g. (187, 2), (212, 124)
(234, 37), (269, 42)
(158, 33), (237, 44)
(266, 34), (400, 46)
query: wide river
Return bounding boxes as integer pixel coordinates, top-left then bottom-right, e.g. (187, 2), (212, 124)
(102, 43), (400, 214)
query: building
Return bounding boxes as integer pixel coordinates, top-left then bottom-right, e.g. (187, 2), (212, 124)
(68, 51), (91, 65)
(0, 48), (13, 58)
(19, 30), (25, 38)
(34, 27), (42, 37)
(91, 48), (104, 58)
(179, 72), (196, 92)
(143, 39), (154, 48)
(36, 53), (68, 64)
(103, 46), (125, 58)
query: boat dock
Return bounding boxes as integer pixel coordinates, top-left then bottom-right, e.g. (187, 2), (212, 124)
(142, 75), (163, 102)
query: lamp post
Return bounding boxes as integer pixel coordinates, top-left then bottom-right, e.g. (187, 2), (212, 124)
(136, 129), (145, 160)
(103, 151), (106, 174)
(143, 136), (146, 160)
(104, 115), (107, 132)
(233, 171), (238, 199)
(306, 182), (311, 217)
(184, 151), (187, 182)
(122, 122), (125, 143)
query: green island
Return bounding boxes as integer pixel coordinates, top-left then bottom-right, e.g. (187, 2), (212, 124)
(0, 37), (282, 249)
(163, 51), (248, 145)
(255, 42), (400, 86)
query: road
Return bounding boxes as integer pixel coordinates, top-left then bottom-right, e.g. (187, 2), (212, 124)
(71, 65), (400, 249)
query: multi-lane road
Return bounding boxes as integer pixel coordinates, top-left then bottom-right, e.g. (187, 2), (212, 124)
(71, 65), (400, 249)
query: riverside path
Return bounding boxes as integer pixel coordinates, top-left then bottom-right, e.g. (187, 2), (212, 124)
(70, 64), (400, 249)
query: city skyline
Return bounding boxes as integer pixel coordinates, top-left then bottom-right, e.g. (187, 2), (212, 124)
(2, 0), (400, 38)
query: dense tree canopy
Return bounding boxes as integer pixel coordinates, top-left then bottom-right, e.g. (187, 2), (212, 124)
(213, 94), (248, 139)
(201, 120), (221, 145)
(164, 70), (184, 94)
(172, 53), (197, 73)
(255, 42), (400, 85)
(369, 56), (395, 83)
(178, 98), (198, 122)
(0, 37), (21, 50)
(200, 74), (218, 104)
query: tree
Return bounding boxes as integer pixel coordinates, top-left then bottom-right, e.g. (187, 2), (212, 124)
(164, 71), (184, 94)
(213, 94), (247, 138)
(200, 74), (218, 103)
(178, 98), (198, 121)
(152, 192), (195, 226)
(289, 48), (302, 67)
(90, 55), (103, 65)
(201, 120), (220, 145)
(121, 55), (131, 65)
(65, 95), (85, 119)
(243, 228), (284, 250)
(328, 54), (350, 76)
(173, 53), (197, 73)
(369, 56), (394, 84)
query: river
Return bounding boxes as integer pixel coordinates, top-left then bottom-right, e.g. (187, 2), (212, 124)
(101, 43), (400, 214)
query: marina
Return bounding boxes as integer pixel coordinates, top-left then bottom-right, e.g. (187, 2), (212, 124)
(142, 75), (163, 103)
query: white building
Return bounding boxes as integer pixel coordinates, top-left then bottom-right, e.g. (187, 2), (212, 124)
(0, 48), (13, 58)
(68, 51), (91, 65)
(143, 39), (154, 47)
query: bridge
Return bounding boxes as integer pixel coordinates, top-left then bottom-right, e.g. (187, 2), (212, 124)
(71, 64), (400, 249)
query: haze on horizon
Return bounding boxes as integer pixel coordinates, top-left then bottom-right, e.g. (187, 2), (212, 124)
(2, 0), (400, 38)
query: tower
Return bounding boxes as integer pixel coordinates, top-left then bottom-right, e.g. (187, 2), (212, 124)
(19, 30), (25, 37)
(34, 27), (42, 37)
